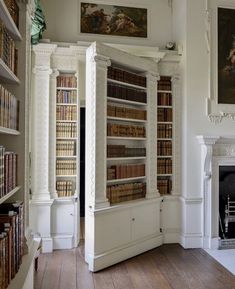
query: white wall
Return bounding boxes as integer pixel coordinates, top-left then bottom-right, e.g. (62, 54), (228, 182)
(40, 0), (235, 248)
(40, 0), (173, 47)
(173, 0), (235, 247)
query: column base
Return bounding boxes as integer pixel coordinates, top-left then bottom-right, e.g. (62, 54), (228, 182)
(29, 199), (54, 252)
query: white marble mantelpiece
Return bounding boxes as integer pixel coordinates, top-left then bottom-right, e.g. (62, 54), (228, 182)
(197, 135), (235, 249)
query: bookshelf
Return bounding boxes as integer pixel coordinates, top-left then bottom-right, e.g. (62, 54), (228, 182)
(0, 1), (37, 289)
(106, 65), (148, 205)
(85, 42), (161, 272)
(157, 76), (173, 195)
(56, 73), (79, 198)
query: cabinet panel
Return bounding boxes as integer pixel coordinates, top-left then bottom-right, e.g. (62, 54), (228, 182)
(51, 203), (75, 234)
(95, 209), (131, 254)
(131, 202), (160, 241)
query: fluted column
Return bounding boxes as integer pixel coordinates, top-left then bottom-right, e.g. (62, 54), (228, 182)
(146, 72), (160, 198)
(30, 44), (57, 253)
(86, 50), (111, 210)
(31, 44), (57, 200)
(171, 74), (181, 195)
(49, 69), (59, 199)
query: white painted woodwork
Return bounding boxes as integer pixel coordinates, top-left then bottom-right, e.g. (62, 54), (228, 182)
(30, 43), (83, 251)
(85, 42), (178, 272)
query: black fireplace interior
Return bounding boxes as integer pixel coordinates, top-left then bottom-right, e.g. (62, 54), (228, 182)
(219, 166), (235, 239)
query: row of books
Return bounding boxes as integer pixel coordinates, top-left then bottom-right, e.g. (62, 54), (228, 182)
(107, 123), (146, 138)
(157, 92), (172, 106)
(107, 182), (146, 204)
(108, 83), (147, 104)
(57, 75), (77, 88)
(56, 140), (76, 156)
(158, 76), (172, 91)
(57, 90), (77, 104)
(107, 145), (146, 158)
(108, 66), (146, 87)
(56, 106), (77, 121)
(4, 0), (19, 28)
(56, 181), (73, 197)
(157, 177), (172, 195)
(157, 124), (172, 139)
(107, 164), (145, 180)
(0, 201), (24, 289)
(0, 84), (19, 130)
(107, 105), (146, 120)
(56, 122), (77, 138)
(158, 107), (173, 122)
(56, 160), (76, 175)
(157, 158), (172, 174)
(0, 147), (17, 199)
(157, 140), (172, 156)
(0, 20), (17, 75)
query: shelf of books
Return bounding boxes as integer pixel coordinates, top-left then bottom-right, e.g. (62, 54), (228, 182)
(157, 76), (173, 195)
(106, 65), (147, 205)
(56, 73), (78, 198)
(0, 0), (20, 84)
(0, 1), (28, 288)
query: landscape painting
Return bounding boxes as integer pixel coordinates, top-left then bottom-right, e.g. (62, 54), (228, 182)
(80, 2), (147, 38)
(218, 7), (235, 104)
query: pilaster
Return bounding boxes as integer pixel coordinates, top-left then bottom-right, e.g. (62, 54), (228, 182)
(31, 44), (57, 201)
(49, 69), (59, 199)
(146, 72), (160, 198)
(197, 135), (220, 248)
(86, 50), (111, 210)
(171, 74), (181, 195)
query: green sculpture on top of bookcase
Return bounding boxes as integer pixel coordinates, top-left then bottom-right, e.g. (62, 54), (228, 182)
(31, 0), (46, 45)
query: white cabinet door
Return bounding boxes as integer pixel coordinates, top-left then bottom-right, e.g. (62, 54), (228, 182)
(131, 202), (160, 241)
(51, 202), (75, 235)
(95, 209), (131, 254)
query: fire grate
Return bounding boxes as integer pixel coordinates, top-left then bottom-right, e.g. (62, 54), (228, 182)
(219, 238), (235, 249)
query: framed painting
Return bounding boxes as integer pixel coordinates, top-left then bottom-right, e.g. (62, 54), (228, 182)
(218, 7), (235, 104)
(80, 2), (147, 38)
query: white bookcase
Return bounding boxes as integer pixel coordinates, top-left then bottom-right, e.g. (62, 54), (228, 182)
(85, 42), (162, 272)
(0, 1), (40, 289)
(30, 41), (182, 272)
(30, 44), (84, 252)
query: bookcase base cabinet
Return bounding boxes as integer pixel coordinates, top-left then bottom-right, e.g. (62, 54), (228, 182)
(51, 199), (79, 250)
(85, 198), (162, 272)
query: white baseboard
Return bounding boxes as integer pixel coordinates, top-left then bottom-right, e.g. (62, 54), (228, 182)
(52, 234), (74, 250)
(41, 237), (53, 253)
(88, 234), (163, 272)
(180, 234), (203, 248)
(163, 229), (180, 243)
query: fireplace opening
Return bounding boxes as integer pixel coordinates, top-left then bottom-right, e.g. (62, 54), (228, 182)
(219, 166), (235, 245)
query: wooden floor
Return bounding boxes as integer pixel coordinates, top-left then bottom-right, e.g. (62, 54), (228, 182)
(34, 242), (235, 289)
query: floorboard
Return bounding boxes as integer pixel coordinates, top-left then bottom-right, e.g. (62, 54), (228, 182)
(34, 244), (235, 289)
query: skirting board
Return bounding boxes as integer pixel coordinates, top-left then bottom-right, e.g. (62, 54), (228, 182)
(87, 234), (163, 272)
(163, 231), (181, 244)
(52, 234), (74, 250)
(180, 234), (203, 248)
(41, 237), (53, 253)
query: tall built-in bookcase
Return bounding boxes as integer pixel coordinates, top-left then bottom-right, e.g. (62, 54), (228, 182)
(157, 76), (173, 195)
(85, 42), (161, 272)
(0, 1), (37, 288)
(56, 73), (78, 198)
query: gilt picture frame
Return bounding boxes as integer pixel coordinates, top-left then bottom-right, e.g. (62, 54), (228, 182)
(80, 2), (148, 38)
(218, 7), (235, 104)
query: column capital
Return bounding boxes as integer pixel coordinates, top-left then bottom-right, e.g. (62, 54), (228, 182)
(93, 54), (111, 68)
(146, 71), (160, 81)
(33, 66), (53, 76)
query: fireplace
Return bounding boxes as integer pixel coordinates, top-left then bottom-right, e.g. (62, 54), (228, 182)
(197, 135), (235, 249)
(219, 166), (235, 238)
